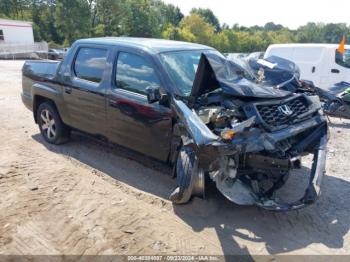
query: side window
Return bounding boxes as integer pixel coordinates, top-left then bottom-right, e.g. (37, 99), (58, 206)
(335, 49), (350, 69)
(115, 52), (160, 95)
(0, 30), (4, 41)
(74, 47), (107, 83)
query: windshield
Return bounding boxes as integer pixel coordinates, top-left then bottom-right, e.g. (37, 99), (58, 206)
(160, 50), (224, 96)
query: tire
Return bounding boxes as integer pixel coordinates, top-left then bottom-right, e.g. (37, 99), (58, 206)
(37, 101), (70, 145)
(169, 146), (205, 204)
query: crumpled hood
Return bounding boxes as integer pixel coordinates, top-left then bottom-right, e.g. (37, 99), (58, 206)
(247, 55), (301, 88)
(190, 52), (292, 99)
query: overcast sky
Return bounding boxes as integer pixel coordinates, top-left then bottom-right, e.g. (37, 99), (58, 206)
(162, 0), (350, 29)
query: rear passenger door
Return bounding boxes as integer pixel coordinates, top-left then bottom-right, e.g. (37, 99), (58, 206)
(107, 50), (172, 161)
(63, 46), (109, 135)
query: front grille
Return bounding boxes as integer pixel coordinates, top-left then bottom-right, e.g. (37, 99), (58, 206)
(256, 96), (309, 129)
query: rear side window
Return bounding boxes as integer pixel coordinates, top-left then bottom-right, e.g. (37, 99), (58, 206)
(115, 52), (160, 95)
(0, 30), (4, 41)
(335, 49), (350, 69)
(74, 47), (107, 83)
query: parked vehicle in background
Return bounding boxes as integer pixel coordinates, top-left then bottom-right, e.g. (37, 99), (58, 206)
(47, 48), (65, 60)
(21, 37), (328, 211)
(265, 44), (350, 90)
(246, 51), (265, 60)
(227, 52), (264, 62)
(225, 52), (248, 60)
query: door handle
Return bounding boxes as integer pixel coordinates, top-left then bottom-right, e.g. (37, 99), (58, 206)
(108, 99), (118, 108)
(331, 69), (340, 73)
(312, 66), (316, 73)
(65, 87), (72, 94)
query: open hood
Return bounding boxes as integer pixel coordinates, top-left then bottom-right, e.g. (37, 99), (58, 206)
(190, 53), (292, 99)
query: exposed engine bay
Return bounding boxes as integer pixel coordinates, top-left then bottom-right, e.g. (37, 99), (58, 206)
(195, 92), (325, 210)
(170, 53), (328, 211)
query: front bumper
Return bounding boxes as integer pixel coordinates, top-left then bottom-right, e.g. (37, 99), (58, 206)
(172, 98), (328, 211)
(256, 133), (327, 211)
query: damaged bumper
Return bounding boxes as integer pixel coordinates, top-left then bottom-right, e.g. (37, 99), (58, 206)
(172, 98), (328, 211)
(256, 133), (327, 211)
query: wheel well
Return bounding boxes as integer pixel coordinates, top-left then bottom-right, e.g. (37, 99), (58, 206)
(33, 95), (56, 123)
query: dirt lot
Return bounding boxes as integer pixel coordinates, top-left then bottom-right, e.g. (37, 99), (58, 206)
(1, 60), (350, 256)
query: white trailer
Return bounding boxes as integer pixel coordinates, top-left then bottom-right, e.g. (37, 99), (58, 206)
(0, 18), (34, 44)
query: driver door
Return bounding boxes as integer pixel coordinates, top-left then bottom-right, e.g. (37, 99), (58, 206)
(106, 50), (172, 161)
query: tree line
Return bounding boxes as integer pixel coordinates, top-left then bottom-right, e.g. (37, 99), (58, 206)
(0, 0), (349, 52)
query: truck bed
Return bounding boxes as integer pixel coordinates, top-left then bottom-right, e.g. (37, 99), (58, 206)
(21, 60), (61, 112)
(22, 60), (61, 81)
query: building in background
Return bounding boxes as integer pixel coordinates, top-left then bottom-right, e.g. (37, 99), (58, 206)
(0, 18), (47, 59)
(0, 18), (34, 44)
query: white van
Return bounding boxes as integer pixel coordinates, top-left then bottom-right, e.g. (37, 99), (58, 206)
(264, 44), (350, 89)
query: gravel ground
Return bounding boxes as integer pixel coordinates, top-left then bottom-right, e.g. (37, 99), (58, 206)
(0, 60), (350, 256)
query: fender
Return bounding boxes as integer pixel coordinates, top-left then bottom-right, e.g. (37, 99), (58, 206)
(31, 82), (70, 125)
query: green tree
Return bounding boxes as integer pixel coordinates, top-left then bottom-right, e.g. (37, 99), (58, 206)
(0, 0), (32, 19)
(321, 23), (348, 43)
(212, 29), (238, 53)
(150, 0), (183, 35)
(1, 0), (350, 52)
(178, 14), (215, 45)
(55, 0), (90, 44)
(31, 0), (57, 42)
(124, 0), (160, 37)
(264, 22), (283, 31)
(162, 24), (180, 40)
(0, 0), (13, 18)
(95, 0), (129, 36)
(190, 7), (220, 32)
(297, 22), (323, 43)
(162, 3), (183, 26)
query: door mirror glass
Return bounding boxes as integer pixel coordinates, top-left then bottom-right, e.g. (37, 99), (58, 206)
(146, 86), (161, 104)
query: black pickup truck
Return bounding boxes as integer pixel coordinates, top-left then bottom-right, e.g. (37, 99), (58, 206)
(22, 37), (328, 211)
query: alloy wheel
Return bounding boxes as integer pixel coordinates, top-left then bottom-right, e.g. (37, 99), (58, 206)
(40, 109), (56, 139)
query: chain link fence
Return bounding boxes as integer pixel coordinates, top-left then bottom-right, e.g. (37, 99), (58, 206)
(0, 42), (48, 59)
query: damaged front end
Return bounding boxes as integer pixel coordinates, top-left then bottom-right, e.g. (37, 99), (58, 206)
(169, 53), (328, 211)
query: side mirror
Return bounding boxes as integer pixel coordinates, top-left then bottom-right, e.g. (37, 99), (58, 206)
(146, 86), (170, 106)
(146, 86), (161, 104)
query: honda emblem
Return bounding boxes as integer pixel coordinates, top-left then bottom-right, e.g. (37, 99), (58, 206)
(278, 105), (293, 116)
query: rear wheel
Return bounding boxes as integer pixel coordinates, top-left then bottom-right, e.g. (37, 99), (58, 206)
(37, 102), (70, 144)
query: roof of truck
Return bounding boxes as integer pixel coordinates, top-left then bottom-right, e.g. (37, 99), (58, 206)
(76, 37), (214, 53)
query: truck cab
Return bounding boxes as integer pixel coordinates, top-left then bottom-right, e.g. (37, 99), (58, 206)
(22, 38), (213, 161)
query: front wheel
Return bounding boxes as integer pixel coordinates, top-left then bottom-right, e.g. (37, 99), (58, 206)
(169, 146), (205, 204)
(37, 102), (70, 144)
